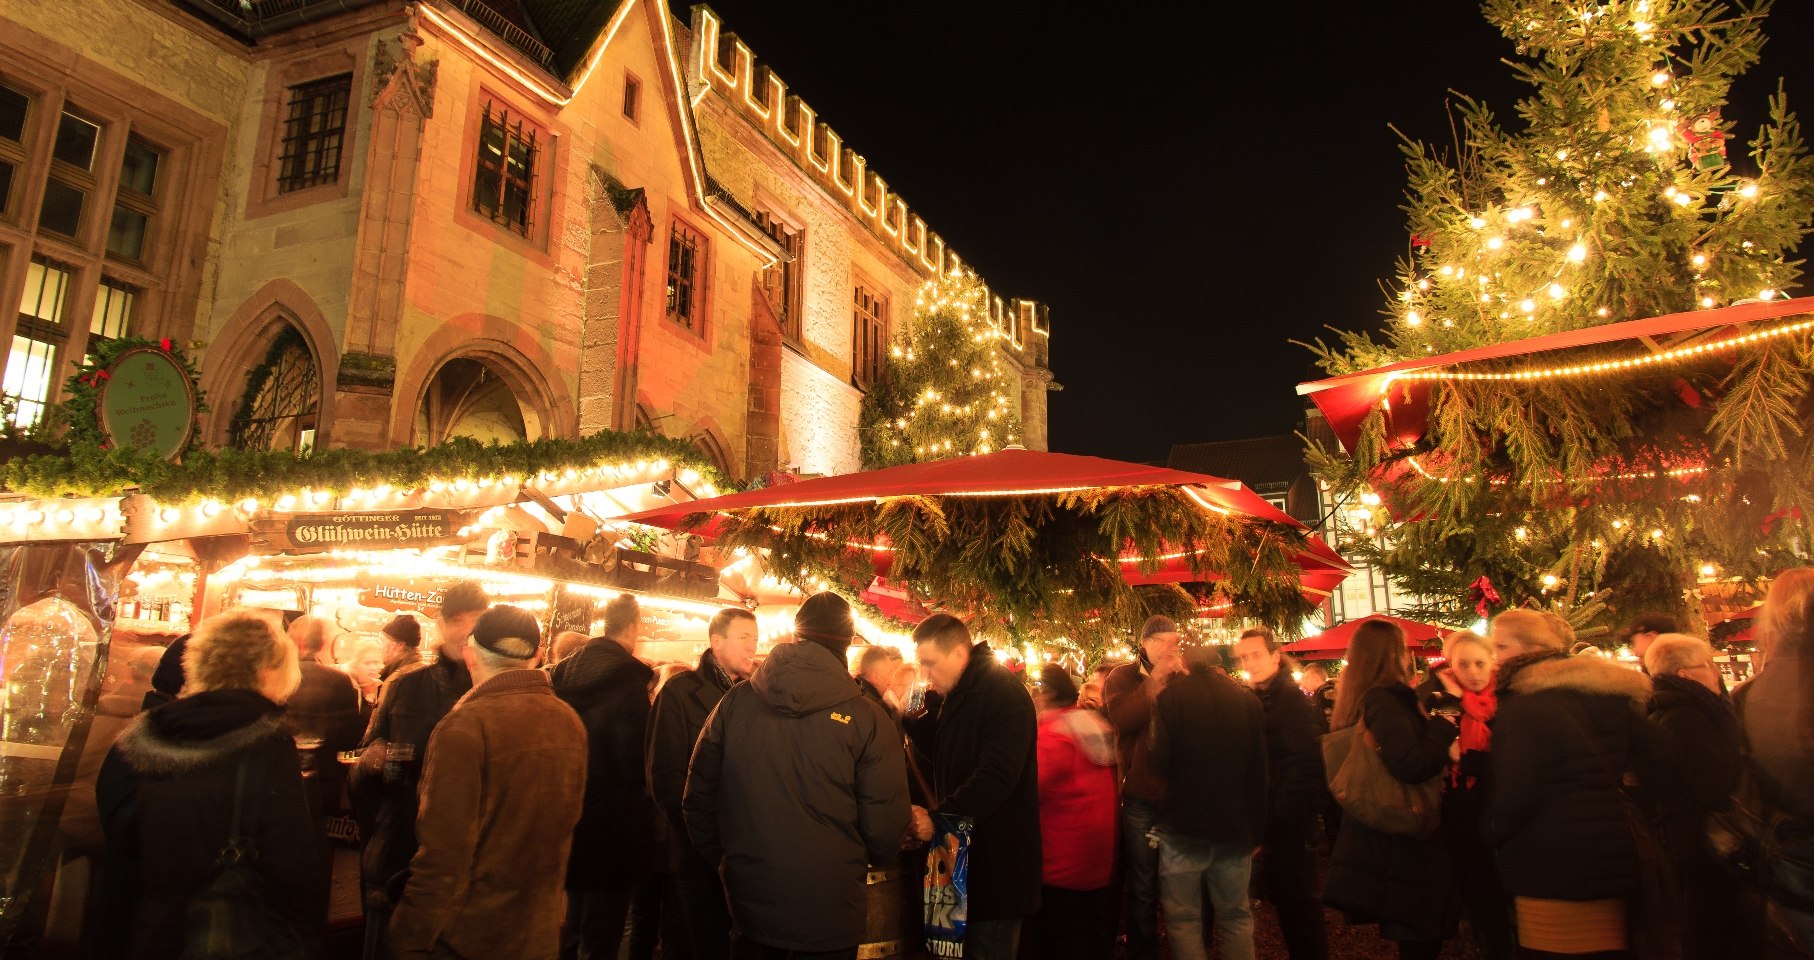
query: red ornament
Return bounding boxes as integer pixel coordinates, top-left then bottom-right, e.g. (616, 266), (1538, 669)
(1411, 234), (1433, 250)
(1673, 378), (1702, 409)
(159, 337), (173, 352)
(1762, 506), (1803, 535)
(1680, 110), (1729, 172)
(1468, 575), (1502, 619)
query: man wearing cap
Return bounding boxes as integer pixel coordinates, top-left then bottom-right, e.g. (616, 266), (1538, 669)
(379, 614), (424, 683)
(1101, 615), (1187, 960)
(552, 594), (657, 960)
(685, 592), (918, 959)
(390, 606), (587, 960)
(355, 579), (490, 960)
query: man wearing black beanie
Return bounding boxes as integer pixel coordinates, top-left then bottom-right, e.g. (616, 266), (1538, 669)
(685, 592), (920, 959)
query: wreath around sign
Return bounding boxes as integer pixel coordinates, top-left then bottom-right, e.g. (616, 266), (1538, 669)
(61, 336), (209, 457)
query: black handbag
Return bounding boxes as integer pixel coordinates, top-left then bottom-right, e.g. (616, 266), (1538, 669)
(181, 757), (311, 960)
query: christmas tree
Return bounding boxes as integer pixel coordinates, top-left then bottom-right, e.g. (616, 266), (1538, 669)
(860, 269), (1023, 468)
(1310, 0), (1814, 632)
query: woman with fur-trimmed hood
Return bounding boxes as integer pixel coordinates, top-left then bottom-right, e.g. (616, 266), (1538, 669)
(95, 610), (325, 960)
(1483, 609), (1654, 959)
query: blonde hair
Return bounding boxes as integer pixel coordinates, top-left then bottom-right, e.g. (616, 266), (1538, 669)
(1442, 629), (1492, 661)
(186, 611), (300, 700)
(1490, 609), (1573, 655)
(1644, 633), (1715, 677)
(1759, 568), (1814, 660)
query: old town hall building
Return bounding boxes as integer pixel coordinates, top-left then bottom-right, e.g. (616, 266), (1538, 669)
(0, 0), (1054, 480)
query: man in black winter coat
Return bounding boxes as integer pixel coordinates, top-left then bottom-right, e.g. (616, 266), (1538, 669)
(1234, 628), (1327, 960)
(552, 593), (658, 960)
(352, 579), (488, 960)
(1149, 645), (1268, 960)
(685, 592), (917, 959)
(904, 614), (1041, 960)
(646, 607), (759, 960)
(284, 616), (363, 814)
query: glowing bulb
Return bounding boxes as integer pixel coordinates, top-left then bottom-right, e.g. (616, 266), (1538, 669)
(1651, 71), (1669, 86)
(1701, 297), (1715, 307)
(1568, 243), (1587, 263)
(1634, 20), (1652, 34)
(1597, 307), (1610, 317)
(54, 508), (75, 525)
(1519, 299), (1537, 313)
(1514, 526), (1529, 541)
(159, 508), (178, 524)
(1648, 127), (1672, 149)
(1761, 288), (1778, 301)
(1650, 529), (1664, 540)
(1739, 182), (1759, 199)
(1405, 310), (1422, 326)
(1555, 148), (1569, 161)
(1593, 190), (1608, 202)
(1700, 564), (1717, 577)
(1440, 264), (1454, 275)
(1469, 217), (1486, 229)
(1611, 519), (1625, 529)
(1660, 98), (1676, 111)
(1542, 575), (1559, 588)
(1673, 192), (1693, 207)
(85, 507), (106, 523)
(1486, 236), (1504, 250)
(1548, 283), (1566, 300)
(1692, 253), (1706, 267)
(202, 501), (221, 518)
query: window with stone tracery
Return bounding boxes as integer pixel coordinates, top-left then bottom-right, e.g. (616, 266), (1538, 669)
(229, 326), (319, 453)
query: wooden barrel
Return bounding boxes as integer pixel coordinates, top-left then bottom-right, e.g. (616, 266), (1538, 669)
(859, 848), (929, 959)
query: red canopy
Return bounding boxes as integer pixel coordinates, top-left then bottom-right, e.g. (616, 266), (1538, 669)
(1283, 614), (1450, 657)
(620, 447), (1351, 586)
(1296, 297), (1814, 453)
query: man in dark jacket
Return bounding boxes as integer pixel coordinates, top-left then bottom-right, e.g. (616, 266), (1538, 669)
(551, 593), (657, 960)
(1149, 644), (1268, 960)
(646, 607), (758, 960)
(1234, 627), (1327, 960)
(285, 615), (363, 813)
(1100, 615), (1184, 960)
(390, 606), (588, 959)
(685, 592), (916, 958)
(854, 643), (903, 715)
(904, 613), (1040, 959)
(353, 579), (489, 960)
(378, 614), (423, 683)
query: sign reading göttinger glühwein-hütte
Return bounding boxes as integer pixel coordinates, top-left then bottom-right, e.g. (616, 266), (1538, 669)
(254, 509), (471, 553)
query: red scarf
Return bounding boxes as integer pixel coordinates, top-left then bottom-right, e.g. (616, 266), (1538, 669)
(1451, 680), (1498, 787)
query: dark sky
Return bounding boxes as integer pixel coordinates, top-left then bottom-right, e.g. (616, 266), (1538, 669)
(684, 1), (1814, 463)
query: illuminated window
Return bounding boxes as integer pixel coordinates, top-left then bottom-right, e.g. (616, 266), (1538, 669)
(90, 278), (135, 342)
(665, 220), (707, 332)
(0, 83), (28, 219)
(472, 100), (536, 235)
(755, 209), (801, 340)
(108, 137), (161, 261)
(5, 257), (72, 428)
(852, 283), (887, 389)
(277, 74), (350, 193)
(622, 75), (641, 123)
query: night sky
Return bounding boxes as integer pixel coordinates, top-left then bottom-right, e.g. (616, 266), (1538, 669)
(683, 1), (1814, 463)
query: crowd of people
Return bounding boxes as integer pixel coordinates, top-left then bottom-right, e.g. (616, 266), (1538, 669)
(78, 568), (1814, 959)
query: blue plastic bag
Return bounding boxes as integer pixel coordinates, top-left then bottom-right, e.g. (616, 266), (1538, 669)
(923, 812), (972, 957)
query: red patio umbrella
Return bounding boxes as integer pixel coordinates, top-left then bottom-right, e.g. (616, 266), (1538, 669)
(1283, 614), (1450, 658)
(619, 448), (1351, 619)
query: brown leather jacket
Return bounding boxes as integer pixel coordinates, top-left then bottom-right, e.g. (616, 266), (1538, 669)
(389, 669), (587, 959)
(1103, 661), (1168, 801)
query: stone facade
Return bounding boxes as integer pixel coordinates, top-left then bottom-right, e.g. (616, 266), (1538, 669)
(0, 0), (1054, 481)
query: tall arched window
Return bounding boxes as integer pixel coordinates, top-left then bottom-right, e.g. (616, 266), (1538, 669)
(417, 356), (530, 446)
(691, 429), (731, 476)
(229, 325), (320, 452)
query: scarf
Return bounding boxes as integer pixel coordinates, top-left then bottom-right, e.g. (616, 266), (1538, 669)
(1451, 679), (1498, 788)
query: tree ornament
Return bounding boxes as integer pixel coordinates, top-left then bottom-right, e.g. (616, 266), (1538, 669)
(1680, 110), (1729, 171)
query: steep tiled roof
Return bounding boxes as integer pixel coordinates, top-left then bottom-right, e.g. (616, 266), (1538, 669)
(1166, 434), (1308, 491)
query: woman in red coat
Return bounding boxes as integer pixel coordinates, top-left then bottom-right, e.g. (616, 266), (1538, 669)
(1032, 664), (1120, 960)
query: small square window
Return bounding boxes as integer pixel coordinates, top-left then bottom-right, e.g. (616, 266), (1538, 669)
(38, 178), (85, 237)
(472, 100), (537, 235)
(0, 85), (28, 143)
(52, 111), (98, 170)
(622, 76), (640, 122)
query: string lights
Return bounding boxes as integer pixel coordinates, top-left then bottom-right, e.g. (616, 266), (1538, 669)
(1384, 316), (1814, 386)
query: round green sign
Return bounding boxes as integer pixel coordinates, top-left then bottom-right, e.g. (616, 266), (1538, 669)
(97, 346), (197, 461)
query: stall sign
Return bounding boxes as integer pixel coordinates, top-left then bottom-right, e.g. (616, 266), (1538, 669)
(256, 509), (469, 553)
(96, 347), (197, 461)
(358, 574), (447, 614)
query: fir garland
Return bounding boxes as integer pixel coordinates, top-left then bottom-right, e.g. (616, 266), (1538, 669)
(690, 485), (1319, 644)
(60, 336), (209, 455)
(1, 429), (731, 505)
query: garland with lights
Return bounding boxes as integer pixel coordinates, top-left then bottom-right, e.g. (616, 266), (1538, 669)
(690, 485), (1319, 647)
(1307, 0), (1814, 630)
(860, 270), (1023, 468)
(0, 429), (730, 505)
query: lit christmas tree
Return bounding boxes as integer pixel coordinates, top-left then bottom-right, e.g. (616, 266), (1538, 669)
(861, 269), (1023, 468)
(1311, 0), (1814, 632)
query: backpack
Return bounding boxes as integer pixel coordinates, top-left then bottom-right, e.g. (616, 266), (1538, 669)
(181, 757), (311, 960)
